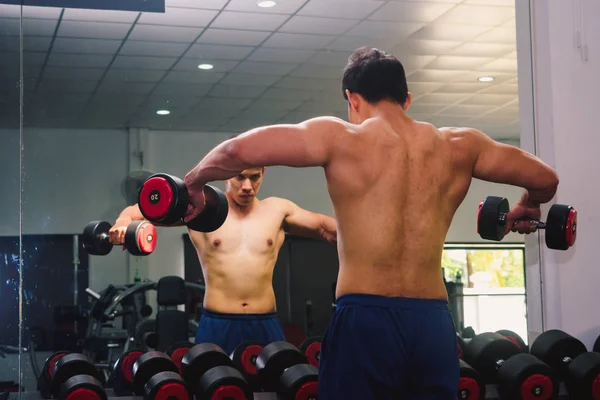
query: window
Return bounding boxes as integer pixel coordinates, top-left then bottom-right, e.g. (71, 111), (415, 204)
(443, 244), (527, 344)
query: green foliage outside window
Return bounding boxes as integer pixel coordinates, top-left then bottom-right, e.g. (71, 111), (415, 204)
(442, 248), (524, 288)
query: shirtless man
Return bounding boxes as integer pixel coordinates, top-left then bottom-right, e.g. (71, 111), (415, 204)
(110, 167), (337, 354)
(182, 47), (559, 399)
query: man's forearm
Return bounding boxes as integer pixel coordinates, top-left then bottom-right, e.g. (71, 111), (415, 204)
(184, 140), (251, 189)
(520, 185), (558, 208)
(115, 204), (145, 224)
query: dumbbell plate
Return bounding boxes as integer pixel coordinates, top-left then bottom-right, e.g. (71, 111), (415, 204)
(545, 204), (577, 250)
(198, 365), (253, 400)
(145, 371), (190, 400)
(52, 354), (104, 397)
(459, 359), (485, 400)
(457, 334), (467, 360)
(181, 343), (233, 395)
(186, 185), (229, 233)
(256, 341), (308, 392)
(464, 332), (520, 383)
(230, 341), (264, 382)
(530, 329), (587, 379)
(132, 351), (178, 396)
(138, 173), (188, 225)
(299, 336), (322, 368)
(565, 351), (600, 399)
(280, 364), (319, 400)
(60, 375), (107, 400)
(477, 196), (509, 241)
(496, 353), (558, 400)
(125, 220), (157, 256)
(82, 221), (113, 256)
(496, 330), (528, 354)
(166, 341), (195, 374)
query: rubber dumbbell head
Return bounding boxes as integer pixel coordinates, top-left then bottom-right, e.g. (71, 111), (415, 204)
(256, 341), (309, 393)
(124, 220), (157, 256)
(181, 343), (234, 396)
(82, 221), (114, 256)
(59, 374), (107, 400)
(459, 359), (486, 400)
(132, 351), (179, 396)
(477, 196), (510, 242)
(51, 353), (104, 397)
(299, 336), (322, 368)
(186, 184), (229, 233)
(108, 349), (144, 396)
(166, 341), (195, 374)
(145, 371), (191, 400)
(198, 365), (253, 400)
(464, 332), (521, 383)
(279, 363), (319, 400)
(496, 353), (558, 400)
(230, 341), (264, 391)
(545, 204), (577, 250)
(496, 330), (528, 354)
(38, 351), (70, 398)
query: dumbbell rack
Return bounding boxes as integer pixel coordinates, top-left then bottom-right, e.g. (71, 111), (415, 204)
(481, 383), (570, 399)
(9, 391), (281, 399)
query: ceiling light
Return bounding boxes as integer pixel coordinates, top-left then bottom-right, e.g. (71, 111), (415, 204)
(156, 110), (170, 115)
(198, 63), (214, 70)
(258, 1), (276, 8)
(478, 76), (495, 82)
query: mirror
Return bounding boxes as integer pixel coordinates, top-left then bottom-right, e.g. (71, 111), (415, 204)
(0, 1), (23, 393)
(18, 0), (529, 394)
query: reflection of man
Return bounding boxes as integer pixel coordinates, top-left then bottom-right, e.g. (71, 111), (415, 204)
(110, 167), (336, 354)
(183, 46), (559, 399)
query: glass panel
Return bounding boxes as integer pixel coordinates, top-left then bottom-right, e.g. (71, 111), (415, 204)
(0, 0), (23, 394)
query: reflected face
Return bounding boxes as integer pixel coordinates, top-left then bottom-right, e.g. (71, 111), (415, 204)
(226, 167), (265, 206)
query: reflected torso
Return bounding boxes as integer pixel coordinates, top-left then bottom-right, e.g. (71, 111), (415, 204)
(327, 117), (476, 300)
(188, 197), (287, 314)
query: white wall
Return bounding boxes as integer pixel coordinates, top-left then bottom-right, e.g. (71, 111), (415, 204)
(524, 0), (600, 349)
(0, 127), (525, 294)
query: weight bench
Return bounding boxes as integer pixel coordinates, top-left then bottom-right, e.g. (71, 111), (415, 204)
(155, 276), (190, 351)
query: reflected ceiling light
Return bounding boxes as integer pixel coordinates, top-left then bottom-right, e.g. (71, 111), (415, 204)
(156, 110), (171, 115)
(478, 76), (495, 82)
(198, 63), (214, 70)
(258, 1), (277, 8)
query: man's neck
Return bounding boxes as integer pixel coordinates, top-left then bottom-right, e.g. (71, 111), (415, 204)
(364, 102), (409, 122)
(227, 194), (258, 215)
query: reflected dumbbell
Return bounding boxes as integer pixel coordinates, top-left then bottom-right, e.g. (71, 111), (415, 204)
(82, 220), (156, 256)
(39, 352), (106, 400)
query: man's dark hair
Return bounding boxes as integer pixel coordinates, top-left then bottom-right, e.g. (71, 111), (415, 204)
(342, 46), (408, 105)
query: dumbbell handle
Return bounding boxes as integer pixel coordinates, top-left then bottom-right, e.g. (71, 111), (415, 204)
(499, 214), (547, 229)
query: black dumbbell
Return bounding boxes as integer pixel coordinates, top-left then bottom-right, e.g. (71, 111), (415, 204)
(458, 359), (486, 400)
(40, 352), (106, 399)
(465, 332), (558, 399)
(166, 341), (195, 374)
(82, 220), (157, 256)
(256, 341), (319, 400)
(531, 329), (600, 399)
(138, 173), (229, 232)
(230, 341), (265, 392)
(299, 336), (321, 368)
(477, 196), (577, 250)
(107, 349), (144, 396)
(181, 343), (253, 399)
(132, 351), (190, 399)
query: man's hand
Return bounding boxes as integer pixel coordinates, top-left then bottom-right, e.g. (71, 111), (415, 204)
(321, 223), (337, 244)
(183, 186), (206, 224)
(109, 217), (131, 247)
(504, 195), (542, 235)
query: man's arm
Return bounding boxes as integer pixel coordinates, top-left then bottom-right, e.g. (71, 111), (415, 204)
(281, 200), (337, 244)
(115, 204), (185, 227)
(467, 128), (559, 206)
(184, 117), (348, 189)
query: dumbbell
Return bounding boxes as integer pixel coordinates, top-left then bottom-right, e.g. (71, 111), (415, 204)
(459, 359), (486, 400)
(230, 341), (265, 392)
(496, 329), (528, 354)
(39, 352), (106, 399)
(299, 336), (321, 368)
(256, 341), (319, 400)
(166, 341), (195, 374)
(457, 333), (467, 360)
(181, 343), (253, 399)
(477, 196), (577, 250)
(82, 220), (156, 256)
(138, 173), (229, 232)
(132, 351), (190, 399)
(465, 332), (558, 399)
(531, 329), (600, 399)
(107, 349), (145, 396)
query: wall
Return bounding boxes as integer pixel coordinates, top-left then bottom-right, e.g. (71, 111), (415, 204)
(0, 127), (525, 293)
(524, 0), (600, 349)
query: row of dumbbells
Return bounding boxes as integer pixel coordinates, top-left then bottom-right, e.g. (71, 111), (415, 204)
(456, 329), (600, 399)
(38, 336), (322, 400)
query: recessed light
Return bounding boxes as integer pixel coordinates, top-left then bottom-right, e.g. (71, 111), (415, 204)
(478, 76), (495, 82)
(156, 110), (170, 115)
(258, 1), (276, 8)
(198, 63), (214, 70)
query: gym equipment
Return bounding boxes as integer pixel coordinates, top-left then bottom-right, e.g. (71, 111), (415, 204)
(82, 220), (157, 256)
(459, 359), (485, 400)
(496, 329), (528, 354)
(256, 341), (318, 399)
(132, 351), (190, 399)
(138, 173), (229, 232)
(531, 329), (600, 399)
(457, 334), (467, 360)
(477, 196), (577, 250)
(299, 336), (321, 368)
(465, 332), (558, 399)
(40, 352), (106, 399)
(107, 349), (144, 396)
(230, 341), (264, 391)
(181, 343), (252, 399)
(155, 276), (190, 352)
(167, 341), (195, 373)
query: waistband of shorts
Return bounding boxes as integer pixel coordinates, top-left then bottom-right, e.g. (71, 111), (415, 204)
(202, 308), (278, 320)
(335, 293), (449, 310)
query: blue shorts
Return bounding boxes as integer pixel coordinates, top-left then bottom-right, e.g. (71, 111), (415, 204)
(318, 294), (460, 400)
(195, 308), (286, 355)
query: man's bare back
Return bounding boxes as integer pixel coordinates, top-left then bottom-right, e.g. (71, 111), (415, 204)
(189, 196), (288, 314)
(325, 117), (474, 300)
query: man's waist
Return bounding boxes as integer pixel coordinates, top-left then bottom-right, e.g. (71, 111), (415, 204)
(202, 307), (278, 320)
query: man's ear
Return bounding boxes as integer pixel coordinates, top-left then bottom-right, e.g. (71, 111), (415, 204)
(345, 90), (360, 112)
(403, 92), (413, 111)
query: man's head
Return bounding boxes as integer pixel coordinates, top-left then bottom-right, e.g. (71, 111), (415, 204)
(342, 46), (412, 124)
(225, 167), (265, 207)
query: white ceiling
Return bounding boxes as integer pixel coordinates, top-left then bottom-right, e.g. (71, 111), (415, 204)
(0, 0), (520, 140)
